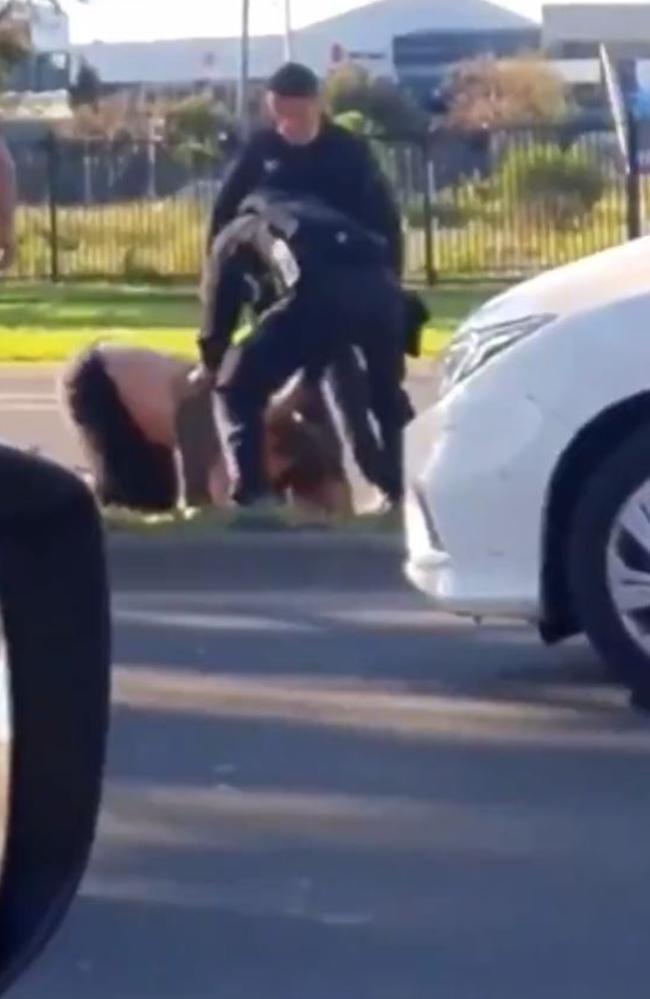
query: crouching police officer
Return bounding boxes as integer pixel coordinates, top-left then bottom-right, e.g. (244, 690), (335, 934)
(193, 190), (409, 511)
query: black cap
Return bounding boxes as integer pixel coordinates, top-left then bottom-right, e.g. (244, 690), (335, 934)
(268, 62), (320, 98)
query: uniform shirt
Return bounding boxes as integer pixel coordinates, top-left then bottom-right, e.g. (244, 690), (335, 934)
(208, 119), (404, 275)
(200, 193), (394, 372)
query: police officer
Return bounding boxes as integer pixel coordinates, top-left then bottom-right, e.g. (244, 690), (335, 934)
(205, 62), (417, 502)
(209, 62), (404, 276)
(194, 190), (407, 510)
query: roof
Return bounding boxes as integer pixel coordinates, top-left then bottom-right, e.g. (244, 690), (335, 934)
(74, 0), (537, 85)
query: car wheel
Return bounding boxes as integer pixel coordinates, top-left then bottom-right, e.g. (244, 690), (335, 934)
(567, 422), (650, 693)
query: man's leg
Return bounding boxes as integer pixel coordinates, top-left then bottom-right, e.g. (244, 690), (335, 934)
(325, 347), (389, 493)
(357, 283), (410, 506)
(365, 354), (407, 504)
(216, 300), (311, 506)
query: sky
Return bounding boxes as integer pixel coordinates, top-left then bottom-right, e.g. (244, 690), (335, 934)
(65, 0), (650, 44)
(68, 0), (545, 43)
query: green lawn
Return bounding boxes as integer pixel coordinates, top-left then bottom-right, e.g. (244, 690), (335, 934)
(0, 281), (505, 363)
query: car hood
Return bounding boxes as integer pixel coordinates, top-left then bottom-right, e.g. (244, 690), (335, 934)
(464, 235), (650, 328)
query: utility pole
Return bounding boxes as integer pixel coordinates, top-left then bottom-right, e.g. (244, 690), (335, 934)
(283, 0), (293, 61)
(237, 0), (251, 135)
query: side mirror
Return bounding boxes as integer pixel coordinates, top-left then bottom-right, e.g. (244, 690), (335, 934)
(0, 446), (110, 995)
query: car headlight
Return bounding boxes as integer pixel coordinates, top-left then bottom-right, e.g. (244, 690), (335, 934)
(438, 313), (556, 398)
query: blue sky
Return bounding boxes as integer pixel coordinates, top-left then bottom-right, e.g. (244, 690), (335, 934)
(68, 0), (547, 43)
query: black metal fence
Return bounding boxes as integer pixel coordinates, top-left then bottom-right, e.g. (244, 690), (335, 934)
(9, 136), (223, 282)
(374, 116), (642, 282)
(6, 117), (646, 284)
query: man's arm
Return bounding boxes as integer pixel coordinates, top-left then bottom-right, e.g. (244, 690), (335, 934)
(350, 139), (404, 277)
(0, 137), (17, 271)
(207, 137), (262, 246)
(197, 245), (247, 375)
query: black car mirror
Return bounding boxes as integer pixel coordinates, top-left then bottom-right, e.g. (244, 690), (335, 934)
(0, 446), (110, 995)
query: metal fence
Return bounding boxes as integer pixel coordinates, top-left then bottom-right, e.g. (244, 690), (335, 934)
(9, 136), (222, 282)
(375, 116), (640, 282)
(5, 118), (645, 284)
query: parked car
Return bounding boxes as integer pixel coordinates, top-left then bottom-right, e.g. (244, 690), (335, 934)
(404, 234), (650, 693)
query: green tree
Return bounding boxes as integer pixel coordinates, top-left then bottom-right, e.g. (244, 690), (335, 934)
(0, 1), (84, 84)
(333, 109), (372, 135)
(0, 3), (31, 82)
(324, 61), (426, 135)
(164, 93), (234, 167)
(498, 142), (606, 229)
(69, 59), (101, 108)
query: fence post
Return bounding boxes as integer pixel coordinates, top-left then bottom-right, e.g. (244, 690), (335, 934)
(626, 111), (641, 241)
(422, 135), (436, 286)
(45, 132), (60, 283)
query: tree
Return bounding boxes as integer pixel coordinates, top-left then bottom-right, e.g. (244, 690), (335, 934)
(333, 109), (372, 135)
(164, 93), (235, 167)
(69, 59), (101, 109)
(0, 1), (84, 84)
(0, 3), (32, 83)
(324, 61), (427, 135)
(62, 91), (161, 141)
(498, 142), (606, 229)
(447, 54), (568, 129)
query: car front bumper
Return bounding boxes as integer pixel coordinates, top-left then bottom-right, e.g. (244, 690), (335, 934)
(404, 376), (568, 621)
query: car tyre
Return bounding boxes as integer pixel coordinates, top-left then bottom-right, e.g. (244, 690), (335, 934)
(567, 421), (650, 695)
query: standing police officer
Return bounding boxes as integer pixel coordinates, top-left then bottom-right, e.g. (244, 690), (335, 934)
(209, 62), (404, 276)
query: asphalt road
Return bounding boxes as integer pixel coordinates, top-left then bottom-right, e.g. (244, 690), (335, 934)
(0, 365), (119, 471)
(8, 537), (650, 999)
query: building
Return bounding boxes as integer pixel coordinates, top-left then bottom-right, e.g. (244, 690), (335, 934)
(73, 0), (539, 91)
(543, 3), (650, 59)
(6, 0), (71, 93)
(543, 3), (650, 100)
(394, 25), (541, 103)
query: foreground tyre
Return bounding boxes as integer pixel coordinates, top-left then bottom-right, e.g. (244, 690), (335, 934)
(568, 422), (650, 693)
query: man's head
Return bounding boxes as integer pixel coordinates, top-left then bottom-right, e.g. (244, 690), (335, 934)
(266, 62), (322, 146)
(264, 380), (353, 517)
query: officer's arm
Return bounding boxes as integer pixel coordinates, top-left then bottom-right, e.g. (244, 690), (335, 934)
(207, 139), (261, 246)
(197, 240), (249, 374)
(353, 140), (404, 277)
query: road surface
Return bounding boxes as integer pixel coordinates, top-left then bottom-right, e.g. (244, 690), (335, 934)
(6, 537), (650, 999)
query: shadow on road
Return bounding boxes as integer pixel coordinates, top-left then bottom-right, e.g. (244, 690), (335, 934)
(12, 552), (650, 999)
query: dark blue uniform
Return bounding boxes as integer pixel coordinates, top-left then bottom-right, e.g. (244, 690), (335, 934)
(200, 192), (408, 506)
(209, 120), (404, 275)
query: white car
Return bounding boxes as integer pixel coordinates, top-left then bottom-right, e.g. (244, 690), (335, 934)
(404, 235), (650, 692)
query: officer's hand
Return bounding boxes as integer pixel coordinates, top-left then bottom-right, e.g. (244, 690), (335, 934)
(185, 365), (217, 397)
